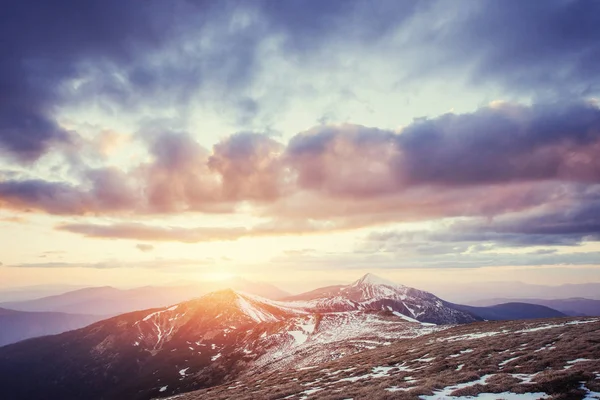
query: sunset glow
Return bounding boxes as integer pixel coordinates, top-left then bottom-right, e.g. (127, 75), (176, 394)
(1, 0), (599, 295)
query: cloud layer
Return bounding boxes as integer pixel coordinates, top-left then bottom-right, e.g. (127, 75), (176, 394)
(0, 100), (596, 250)
(2, 0), (600, 272)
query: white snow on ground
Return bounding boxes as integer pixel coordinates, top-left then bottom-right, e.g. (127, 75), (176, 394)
(178, 367), (189, 376)
(353, 273), (402, 287)
(420, 374), (494, 399)
(567, 358), (593, 364)
(512, 373), (538, 384)
(386, 386), (413, 392)
(327, 367), (355, 376)
(516, 319), (598, 334)
(299, 387), (322, 400)
(288, 330), (308, 345)
(211, 353), (221, 361)
(566, 319), (599, 325)
(414, 356), (435, 362)
(300, 319), (316, 334)
(456, 364), (464, 371)
(564, 358), (596, 369)
(440, 331), (501, 341)
(141, 305), (179, 322)
(437, 318), (598, 344)
(581, 383), (600, 399)
(338, 364), (412, 383)
(454, 393), (550, 399)
(420, 374), (550, 400)
(297, 366), (319, 371)
(515, 324), (565, 333)
(392, 310), (421, 323)
(253, 311), (444, 370)
(159, 385), (168, 392)
(535, 344), (556, 352)
(499, 356), (520, 366)
(235, 294), (279, 323)
(448, 349), (474, 358)
(371, 366), (394, 377)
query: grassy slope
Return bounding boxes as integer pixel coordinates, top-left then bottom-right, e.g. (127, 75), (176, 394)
(171, 317), (600, 400)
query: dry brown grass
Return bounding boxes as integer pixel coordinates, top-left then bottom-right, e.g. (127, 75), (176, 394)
(166, 317), (600, 400)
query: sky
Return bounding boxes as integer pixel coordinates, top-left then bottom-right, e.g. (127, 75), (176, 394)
(1, 0), (600, 293)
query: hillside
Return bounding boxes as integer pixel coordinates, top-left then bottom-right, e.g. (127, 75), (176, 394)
(172, 317), (600, 400)
(451, 302), (566, 321)
(0, 308), (104, 347)
(469, 298), (600, 317)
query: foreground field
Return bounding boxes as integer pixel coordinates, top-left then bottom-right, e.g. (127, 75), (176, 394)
(169, 317), (600, 400)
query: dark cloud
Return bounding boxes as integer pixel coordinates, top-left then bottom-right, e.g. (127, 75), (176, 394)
(363, 185), (600, 255)
(398, 101), (600, 186)
(4, 0), (600, 164)
(208, 132), (286, 201)
(0, 179), (90, 214)
(284, 100), (600, 199)
(405, 0), (600, 97)
(0, 0), (172, 161)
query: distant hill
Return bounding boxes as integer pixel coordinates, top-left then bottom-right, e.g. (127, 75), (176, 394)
(0, 285), (87, 302)
(451, 302), (566, 321)
(468, 298), (600, 317)
(424, 281), (600, 303)
(0, 308), (103, 346)
(0, 278), (290, 316)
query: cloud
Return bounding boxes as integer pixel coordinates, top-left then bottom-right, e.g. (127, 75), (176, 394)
(424, 0), (600, 97)
(4, 0), (600, 165)
(57, 223), (249, 243)
(361, 186), (600, 256)
(0, 0), (173, 161)
(1, 100), (599, 251)
(6, 259), (214, 269)
(0, 179), (91, 214)
(273, 246), (600, 271)
(209, 132), (286, 201)
(136, 244), (154, 252)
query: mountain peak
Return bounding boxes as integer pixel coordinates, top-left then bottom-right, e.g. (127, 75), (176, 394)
(352, 273), (400, 288)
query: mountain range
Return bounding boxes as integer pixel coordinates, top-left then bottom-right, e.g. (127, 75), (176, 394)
(0, 278), (289, 315)
(0, 273), (571, 400)
(425, 281), (600, 303)
(468, 297), (600, 317)
(0, 308), (103, 347)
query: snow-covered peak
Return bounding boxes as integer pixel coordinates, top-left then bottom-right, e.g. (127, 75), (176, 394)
(351, 273), (402, 288)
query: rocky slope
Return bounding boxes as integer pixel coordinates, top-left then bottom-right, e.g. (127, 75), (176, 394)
(284, 273), (481, 324)
(171, 317), (600, 400)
